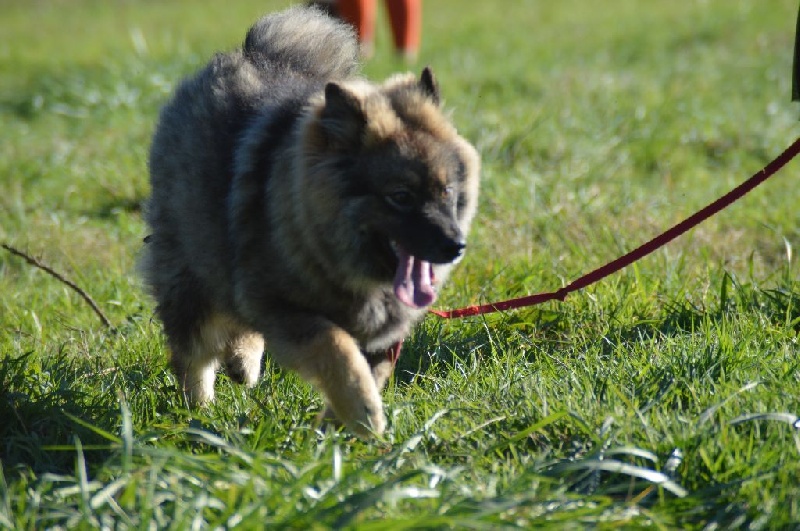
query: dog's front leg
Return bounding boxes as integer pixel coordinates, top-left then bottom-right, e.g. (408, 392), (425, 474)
(317, 350), (395, 429)
(267, 322), (385, 437)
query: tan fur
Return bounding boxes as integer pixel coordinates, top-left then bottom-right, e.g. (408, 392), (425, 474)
(224, 332), (264, 387)
(272, 327), (385, 437)
(170, 313), (264, 404)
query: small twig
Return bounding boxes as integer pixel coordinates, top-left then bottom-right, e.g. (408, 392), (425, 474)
(2, 242), (114, 329)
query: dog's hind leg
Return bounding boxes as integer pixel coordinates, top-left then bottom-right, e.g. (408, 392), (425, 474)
(223, 330), (264, 387)
(149, 259), (222, 405)
(170, 339), (219, 406)
(171, 312), (263, 404)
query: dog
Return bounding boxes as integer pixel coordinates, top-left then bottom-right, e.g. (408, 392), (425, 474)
(140, 6), (480, 436)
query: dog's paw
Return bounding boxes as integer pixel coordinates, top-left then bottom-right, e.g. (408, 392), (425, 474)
(362, 403), (387, 436)
(223, 333), (263, 387)
(171, 351), (219, 406)
(179, 363), (217, 406)
(326, 388), (386, 437)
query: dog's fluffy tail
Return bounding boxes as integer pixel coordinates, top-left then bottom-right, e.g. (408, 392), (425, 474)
(244, 6), (359, 80)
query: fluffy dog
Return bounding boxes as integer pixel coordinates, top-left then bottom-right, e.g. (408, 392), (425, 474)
(141, 6), (480, 436)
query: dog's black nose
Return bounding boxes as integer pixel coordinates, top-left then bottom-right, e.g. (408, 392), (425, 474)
(443, 239), (466, 261)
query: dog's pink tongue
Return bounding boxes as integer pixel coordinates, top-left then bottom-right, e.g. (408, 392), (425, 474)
(393, 247), (436, 309)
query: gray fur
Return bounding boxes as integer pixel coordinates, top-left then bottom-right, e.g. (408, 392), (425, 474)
(243, 6), (360, 79)
(141, 7), (480, 436)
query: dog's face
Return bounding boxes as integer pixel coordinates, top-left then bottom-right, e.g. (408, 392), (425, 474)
(302, 69), (480, 308)
(346, 131), (470, 307)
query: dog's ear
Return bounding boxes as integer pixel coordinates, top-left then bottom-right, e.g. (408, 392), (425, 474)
(419, 67), (440, 106)
(321, 83), (365, 147)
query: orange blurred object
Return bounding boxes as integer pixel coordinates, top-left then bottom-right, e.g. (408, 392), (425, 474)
(335, 0), (421, 61)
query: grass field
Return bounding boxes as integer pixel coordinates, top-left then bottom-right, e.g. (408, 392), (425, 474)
(2, 0), (800, 527)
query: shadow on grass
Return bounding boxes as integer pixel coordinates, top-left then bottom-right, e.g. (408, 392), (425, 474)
(0, 351), (120, 476)
(0, 326), (176, 478)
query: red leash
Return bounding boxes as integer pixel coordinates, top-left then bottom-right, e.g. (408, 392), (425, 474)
(430, 135), (800, 319)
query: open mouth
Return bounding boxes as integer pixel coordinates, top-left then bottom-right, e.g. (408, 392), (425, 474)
(389, 241), (437, 309)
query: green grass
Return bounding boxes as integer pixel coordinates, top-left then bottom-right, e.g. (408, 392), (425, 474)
(2, 0), (800, 527)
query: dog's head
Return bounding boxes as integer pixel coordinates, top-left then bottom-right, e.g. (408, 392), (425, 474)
(301, 68), (480, 308)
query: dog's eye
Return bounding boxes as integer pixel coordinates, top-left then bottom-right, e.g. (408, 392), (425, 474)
(443, 186), (459, 210)
(385, 190), (415, 211)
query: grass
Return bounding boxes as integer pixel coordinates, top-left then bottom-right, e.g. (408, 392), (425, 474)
(2, 0), (800, 527)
